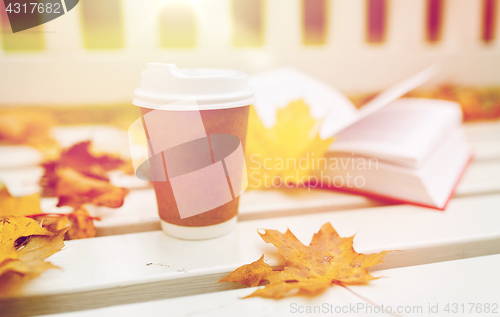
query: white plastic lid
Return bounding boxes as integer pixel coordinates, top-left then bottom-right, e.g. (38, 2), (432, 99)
(133, 63), (255, 110)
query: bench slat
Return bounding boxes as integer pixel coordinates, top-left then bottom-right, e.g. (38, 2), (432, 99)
(35, 159), (500, 237)
(39, 253), (500, 317)
(1, 194), (499, 315)
(463, 120), (500, 142)
(455, 161), (500, 196)
(1, 122), (499, 171)
(470, 140), (500, 162)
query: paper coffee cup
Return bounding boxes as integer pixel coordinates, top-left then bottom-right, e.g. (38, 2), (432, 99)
(132, 63), (254, 240)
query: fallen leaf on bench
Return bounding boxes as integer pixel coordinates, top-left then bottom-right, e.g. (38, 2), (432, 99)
(34, 214), (71, 234)
(30, 207), (97, 240)
(218, 223), (392, 299)
(0, 217), (67, 295)
(0, 184), (98, 240)
(40, 141), (132, 197)
(0, 186), (42, 217)
(57, 141), (129, 177)
(245, 101), (333, 189)
(55, 168), (128, 208)
(65, 207), (97, 240)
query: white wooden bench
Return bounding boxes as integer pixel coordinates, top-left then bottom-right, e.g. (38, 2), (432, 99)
(1, 154), (499, 237)
(1, 122), (500, 237)
(40, 254), (500, 317)
(0, 121), (499, 316)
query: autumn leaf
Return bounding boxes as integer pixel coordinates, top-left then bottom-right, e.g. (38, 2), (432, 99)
(34, 214), (70, 235)
(0, 184), (98, 240)
(40, 141), (131, 204)
(39, 161), (59, 198)
(246, 101), (333, 189)
(0, 186), (42, 218)
(40, 141), (131, 197)
(218, 223), (392, 299)
(56, 141), (128, 176)
(0, 217), (50, 261)
(30, 207), (97, 240)
(55, 168), (128, 208)
(0, 217), (67, 294)
(65, 207), (97, 240)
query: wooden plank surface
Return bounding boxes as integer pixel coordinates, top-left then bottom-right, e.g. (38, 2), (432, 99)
(0, 122), (499, 316)
(17, 157), (499, 237)
(455, 161), (500, 197)
(1, 194), (500, 315)
(1, 121), (499, 171)
(0, 146), (43, 170)
(462, 120), (500, 142)
(40, 253), (500, 317)
(0, 121), (499, 238)
(469, 140), (500, 162)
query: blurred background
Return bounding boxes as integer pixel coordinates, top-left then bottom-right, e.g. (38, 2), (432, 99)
(0, 0), (499, 122)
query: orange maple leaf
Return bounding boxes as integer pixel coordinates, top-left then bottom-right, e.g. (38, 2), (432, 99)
(65, 207), (97, 240)
(30, 207), (98, 240)
(40, 141), (131, 197)
(218, 223), (392, 299)
(54, 168), (128, 208)
(56, 141), (128, 176)
(40, 141), (131, 208)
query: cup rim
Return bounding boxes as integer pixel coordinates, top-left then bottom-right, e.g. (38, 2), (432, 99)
(133, 63), (255, 110)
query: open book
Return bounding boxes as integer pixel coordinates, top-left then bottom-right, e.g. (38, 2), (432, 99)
(249, 66), (472, 209)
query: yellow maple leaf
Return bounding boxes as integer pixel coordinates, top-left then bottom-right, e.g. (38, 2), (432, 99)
(0, 186), (42, 218)
(0, 217), (67, 295)
(218, 223), (392, 299)
(0, 184), (98, 240)
(246, 100), (333, 189)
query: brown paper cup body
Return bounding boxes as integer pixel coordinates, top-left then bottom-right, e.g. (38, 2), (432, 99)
(140, 105), (249, 227)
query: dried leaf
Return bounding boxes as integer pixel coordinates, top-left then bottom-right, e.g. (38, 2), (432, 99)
(57, 141), (127, 175)
(29, 207), (98, 240)
(35, 215), (70, 235)
(39, 161), (59, 197)
(40, 141), (131, 201)
(65, 207), (97, 240)
(0, 217), (66, 294)
(246, 101), (333, 189)
(55, 168), (128, 208)
(39, 141), (122, 196)
(218, 223), (392, 299)
(0, 183), (98, 240)
(0, 186), (42, 218)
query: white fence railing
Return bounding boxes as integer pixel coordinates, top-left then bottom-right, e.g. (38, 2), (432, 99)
(0, 0), (498, 106)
